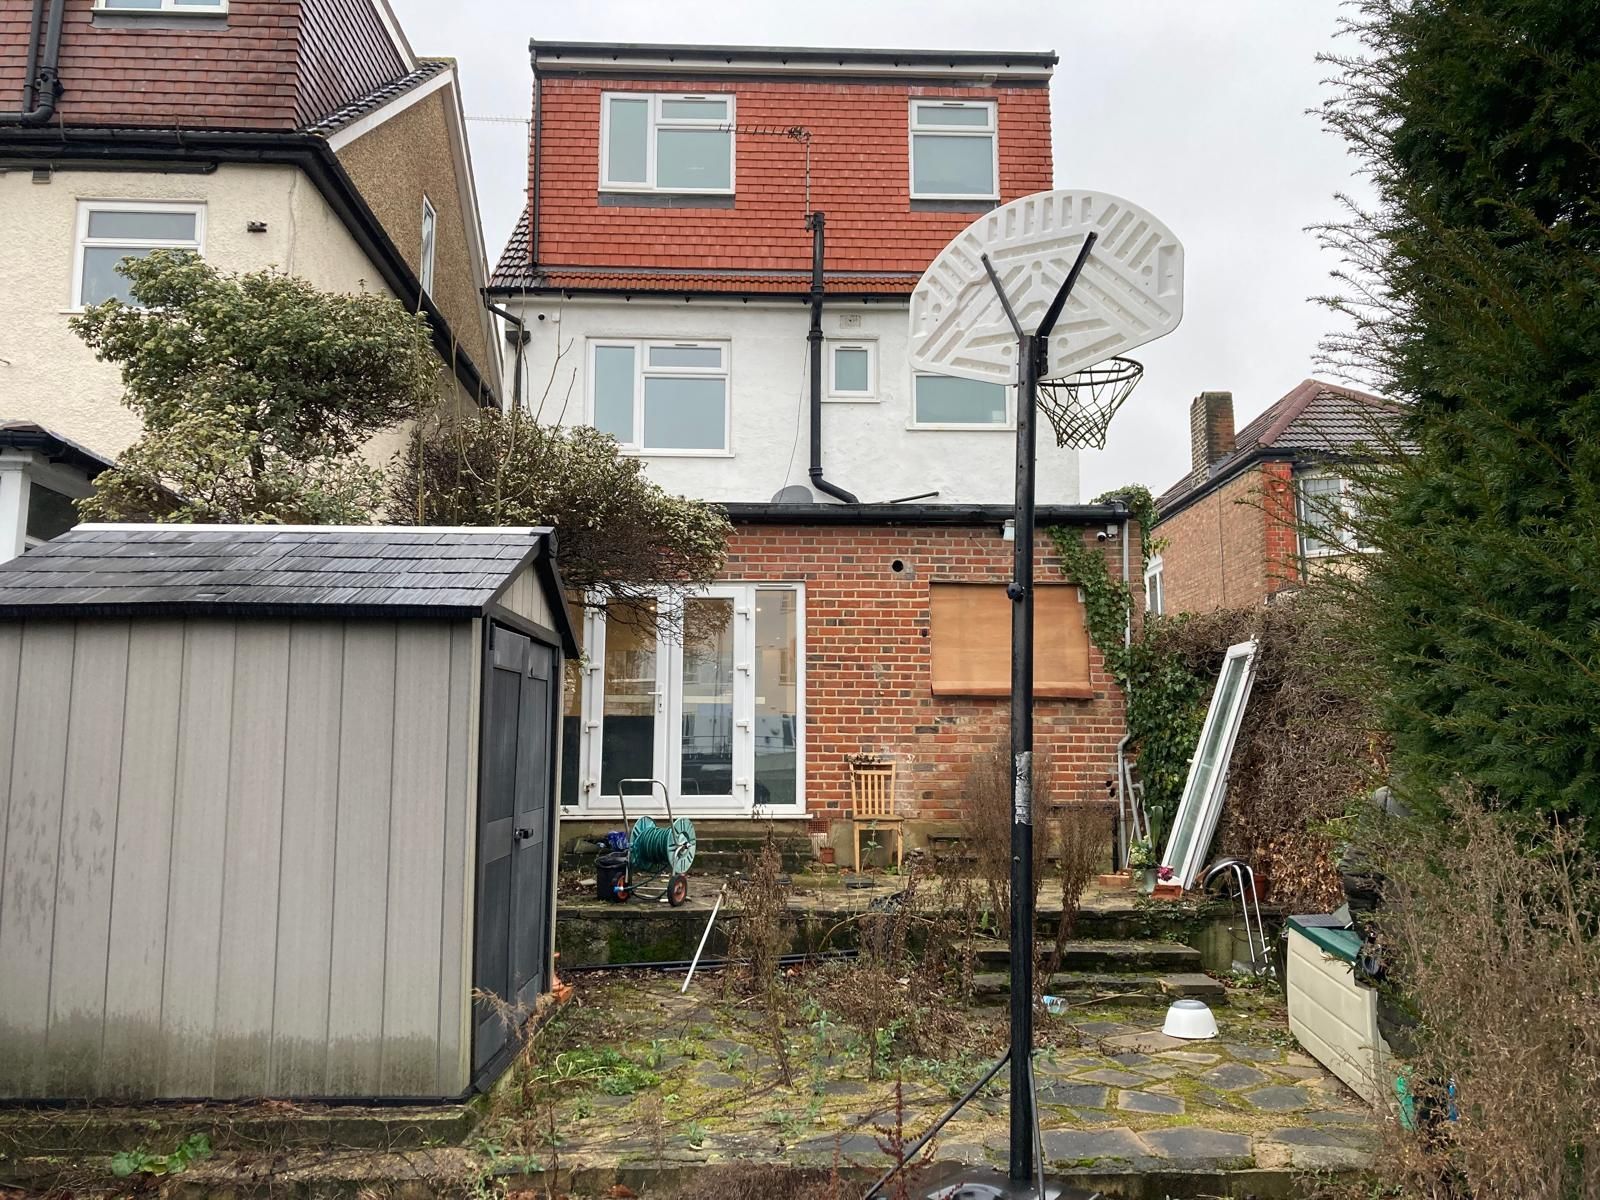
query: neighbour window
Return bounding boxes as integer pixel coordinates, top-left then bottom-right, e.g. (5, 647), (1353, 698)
(419, 196), (437, 295)
(1144, 555), (1164, 616)
(912, 373), (1009, 427)
(909, 100), (998, 200)
(74, 201), (204, 308)
(602, 92), (734, 193)
(96, 0), (228, 11)
(589, 339), (730, 453)
(1298, 472), (1361, 558)
(826, 342), (876, 400)
(929, 582), (1092, 697)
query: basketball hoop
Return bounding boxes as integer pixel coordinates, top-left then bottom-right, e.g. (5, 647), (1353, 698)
(1037, 356), (1145, 449)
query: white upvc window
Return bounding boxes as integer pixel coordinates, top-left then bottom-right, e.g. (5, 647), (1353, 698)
(826, 341), (877, 401)
(72, 200), (204, 309)
(95, 0), (227, 11)
(911, 372), (1010, 428)
(601, 92), (735, 194)
(589, 339), (731, 454)
(909, 99), (998, 200)
(1298, 470), (1365, 558)
(419, 195), (437, 295)
(1144, 554), (1165, 616)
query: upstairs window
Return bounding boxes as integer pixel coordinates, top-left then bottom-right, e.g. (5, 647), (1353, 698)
(1298, 471), (1365, 558)
(419, 196), (437, 295)
(95, 0), (227, 11)
(826, 341), (876, 401)
(912, 373), (1009, 428)
(910, 100), (997, 200)
(73, 201), (204, 308)
(590, 339), (730, 454)
(601, 93), (734, 193)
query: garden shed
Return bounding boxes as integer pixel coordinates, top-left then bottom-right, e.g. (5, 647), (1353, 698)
(0, 524), (578, 1102)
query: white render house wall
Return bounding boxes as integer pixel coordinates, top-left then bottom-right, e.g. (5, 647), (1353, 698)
(508, 296), (1082, 506)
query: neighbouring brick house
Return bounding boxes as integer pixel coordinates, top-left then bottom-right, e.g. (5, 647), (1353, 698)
(1150, 380), (1396, 615)
(490, 39), (1139, 853)
(0, 0), (501, 559)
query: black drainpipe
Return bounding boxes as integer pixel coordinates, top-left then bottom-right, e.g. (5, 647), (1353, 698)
(1, 0), (66, 127)
(485, 301), (527, 411)
(806, 211), (858, 504)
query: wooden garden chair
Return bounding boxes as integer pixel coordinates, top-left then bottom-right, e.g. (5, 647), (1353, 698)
(849, 763), (901, 872)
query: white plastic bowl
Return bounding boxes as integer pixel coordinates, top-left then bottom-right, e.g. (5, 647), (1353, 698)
(1162, 998), (1219, 1040)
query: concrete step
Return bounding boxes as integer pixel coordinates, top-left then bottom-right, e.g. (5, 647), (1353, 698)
(970, 970), (1227, 1008)
(957, 937), (1202, 974)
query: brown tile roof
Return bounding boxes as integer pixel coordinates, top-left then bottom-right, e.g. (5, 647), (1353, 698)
(1155, 379), (1401, 516)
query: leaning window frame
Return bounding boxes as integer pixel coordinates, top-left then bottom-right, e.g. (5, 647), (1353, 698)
(908, 99), (999, 201)
(599, 91), (736, 195)
(825, 340), (877, 402)
(71, 199), (206, 310)
(587, 337), (733, 456)
(909, 371), (1014, 430)
(1143, 554), (1164, 616)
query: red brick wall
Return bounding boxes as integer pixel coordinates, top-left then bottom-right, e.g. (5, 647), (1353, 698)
(531, 76), (1053, 276)
(1155, 461), (1301, 613)
(724, 520), (1135, 833)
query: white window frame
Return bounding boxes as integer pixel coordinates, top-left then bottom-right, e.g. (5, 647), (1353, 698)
(71, 199), (205, 310)
(419, 195), (437, 295)
(1297, 469), (1364, 558)
(94, 0), (227, 11)
(908, 99), (999, 201)
(825, 340), (877, 402)
(1144, 554), (1164, 616)
(909, 371), (1014, 430)
(574, 583), (807, 818)
(599, 91), (736, 195)
(587, 338), (733, 456)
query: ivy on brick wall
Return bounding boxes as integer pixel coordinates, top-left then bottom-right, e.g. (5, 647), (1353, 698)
(1048, 485), (1205, 844)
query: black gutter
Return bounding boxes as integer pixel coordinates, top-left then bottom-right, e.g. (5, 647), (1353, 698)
(531, 39), (1057, 70)
(1153, 447), (1297, 525)
(805, 212), (858, 504)
(485, 283), (912, 302)
(720, 502), (1126, 526)
(0, 127), (498, 408)
(0, 427), (113, 477)
(0, 0), (64, 126)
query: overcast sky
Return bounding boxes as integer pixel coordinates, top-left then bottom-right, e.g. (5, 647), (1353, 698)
(389, 0), (1368, 500)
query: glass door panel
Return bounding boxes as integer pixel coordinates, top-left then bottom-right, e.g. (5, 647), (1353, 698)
(754, 589), (799, 808)
(599, 599), (658, 796)
(679, 596), (735, 799)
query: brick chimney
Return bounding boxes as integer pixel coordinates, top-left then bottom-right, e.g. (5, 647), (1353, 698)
(1190, 391), (1236, 475)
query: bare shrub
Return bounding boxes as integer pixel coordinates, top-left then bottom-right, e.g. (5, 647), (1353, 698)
(723, 828), (795, 1087)
(1346, 799), (1600, 1199)
(961, 747), (1053, 932)
(1036, 803), (1111, 997)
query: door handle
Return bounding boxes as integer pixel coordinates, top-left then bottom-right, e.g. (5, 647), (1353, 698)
(514, 827), (536, 842)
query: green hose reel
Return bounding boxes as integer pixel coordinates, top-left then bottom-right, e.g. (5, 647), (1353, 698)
(630, 814), (697, 876)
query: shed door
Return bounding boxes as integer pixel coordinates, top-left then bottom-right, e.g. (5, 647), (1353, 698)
(474, 623), (557, 1078)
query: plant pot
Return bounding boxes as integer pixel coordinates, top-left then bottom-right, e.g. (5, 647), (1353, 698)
(1134, 867), (1158, 896)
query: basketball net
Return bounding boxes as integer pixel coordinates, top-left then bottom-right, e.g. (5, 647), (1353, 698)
(1036, 356), (1144, 450)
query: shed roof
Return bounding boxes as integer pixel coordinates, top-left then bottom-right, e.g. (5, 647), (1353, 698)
(0, 525), (577, 648)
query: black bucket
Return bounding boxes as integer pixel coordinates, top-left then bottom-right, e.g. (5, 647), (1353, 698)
(596, 851), (630, 902)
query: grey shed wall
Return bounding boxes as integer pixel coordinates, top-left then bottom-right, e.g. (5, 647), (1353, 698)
(0, 615), (482, 1100)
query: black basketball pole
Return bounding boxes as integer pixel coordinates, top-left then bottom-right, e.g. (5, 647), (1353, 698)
(982, 232), (1097, 1186)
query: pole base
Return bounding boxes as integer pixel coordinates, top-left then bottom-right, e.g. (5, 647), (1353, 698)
(917, 1162), (1099, 1199)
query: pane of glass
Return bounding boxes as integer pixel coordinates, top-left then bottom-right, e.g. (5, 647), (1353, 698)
(833, 346), (870, 392)
(656, 128), (732, 190)
(914, 103), (992, 128)
(419, 204), (436, 293)
(25, 485), (78, 543)
(679, 596), (734, 798)
(660, 98), (728, 121)
(600, 600), (656, 796)
(86, 209), (196, 241)
(560, 615), (584, 808)
(914, 374), (1007, 424)
(592, 344), (636, 443)
(1164, 655), (1249, 870)
(647, 344), (722, 369)
(754, 590), (798, 808)
(912, 133), (995, 196)
(101, 0), (163, 9)
(80, 245), (153, 306)
(605, 97), (650, 184)
(643, 376), (726, 450)
(1300, 476), (1343, 554)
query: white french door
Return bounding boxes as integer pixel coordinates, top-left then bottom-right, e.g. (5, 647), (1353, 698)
(574, 584), (804, 817)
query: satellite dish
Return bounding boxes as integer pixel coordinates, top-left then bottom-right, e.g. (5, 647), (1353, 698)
(909, 189), (1184, 384)
(771, 485), (815, 504)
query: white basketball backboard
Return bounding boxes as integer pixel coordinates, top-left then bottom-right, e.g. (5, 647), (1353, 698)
(909, 190), (1185, 384)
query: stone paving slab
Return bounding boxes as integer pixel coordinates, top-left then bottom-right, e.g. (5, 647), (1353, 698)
(1140, 1127), (1254, 1162)
(1117, 1090), (1184, 1116)
(1041, 1126), (1149, 1166)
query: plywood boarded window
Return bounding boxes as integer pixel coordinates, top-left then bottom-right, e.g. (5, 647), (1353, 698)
(929, 582), (1093, 698)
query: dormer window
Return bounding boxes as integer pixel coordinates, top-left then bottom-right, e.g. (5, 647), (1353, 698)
(601, 93), (734, 194)
(909, 100), (998, 200)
